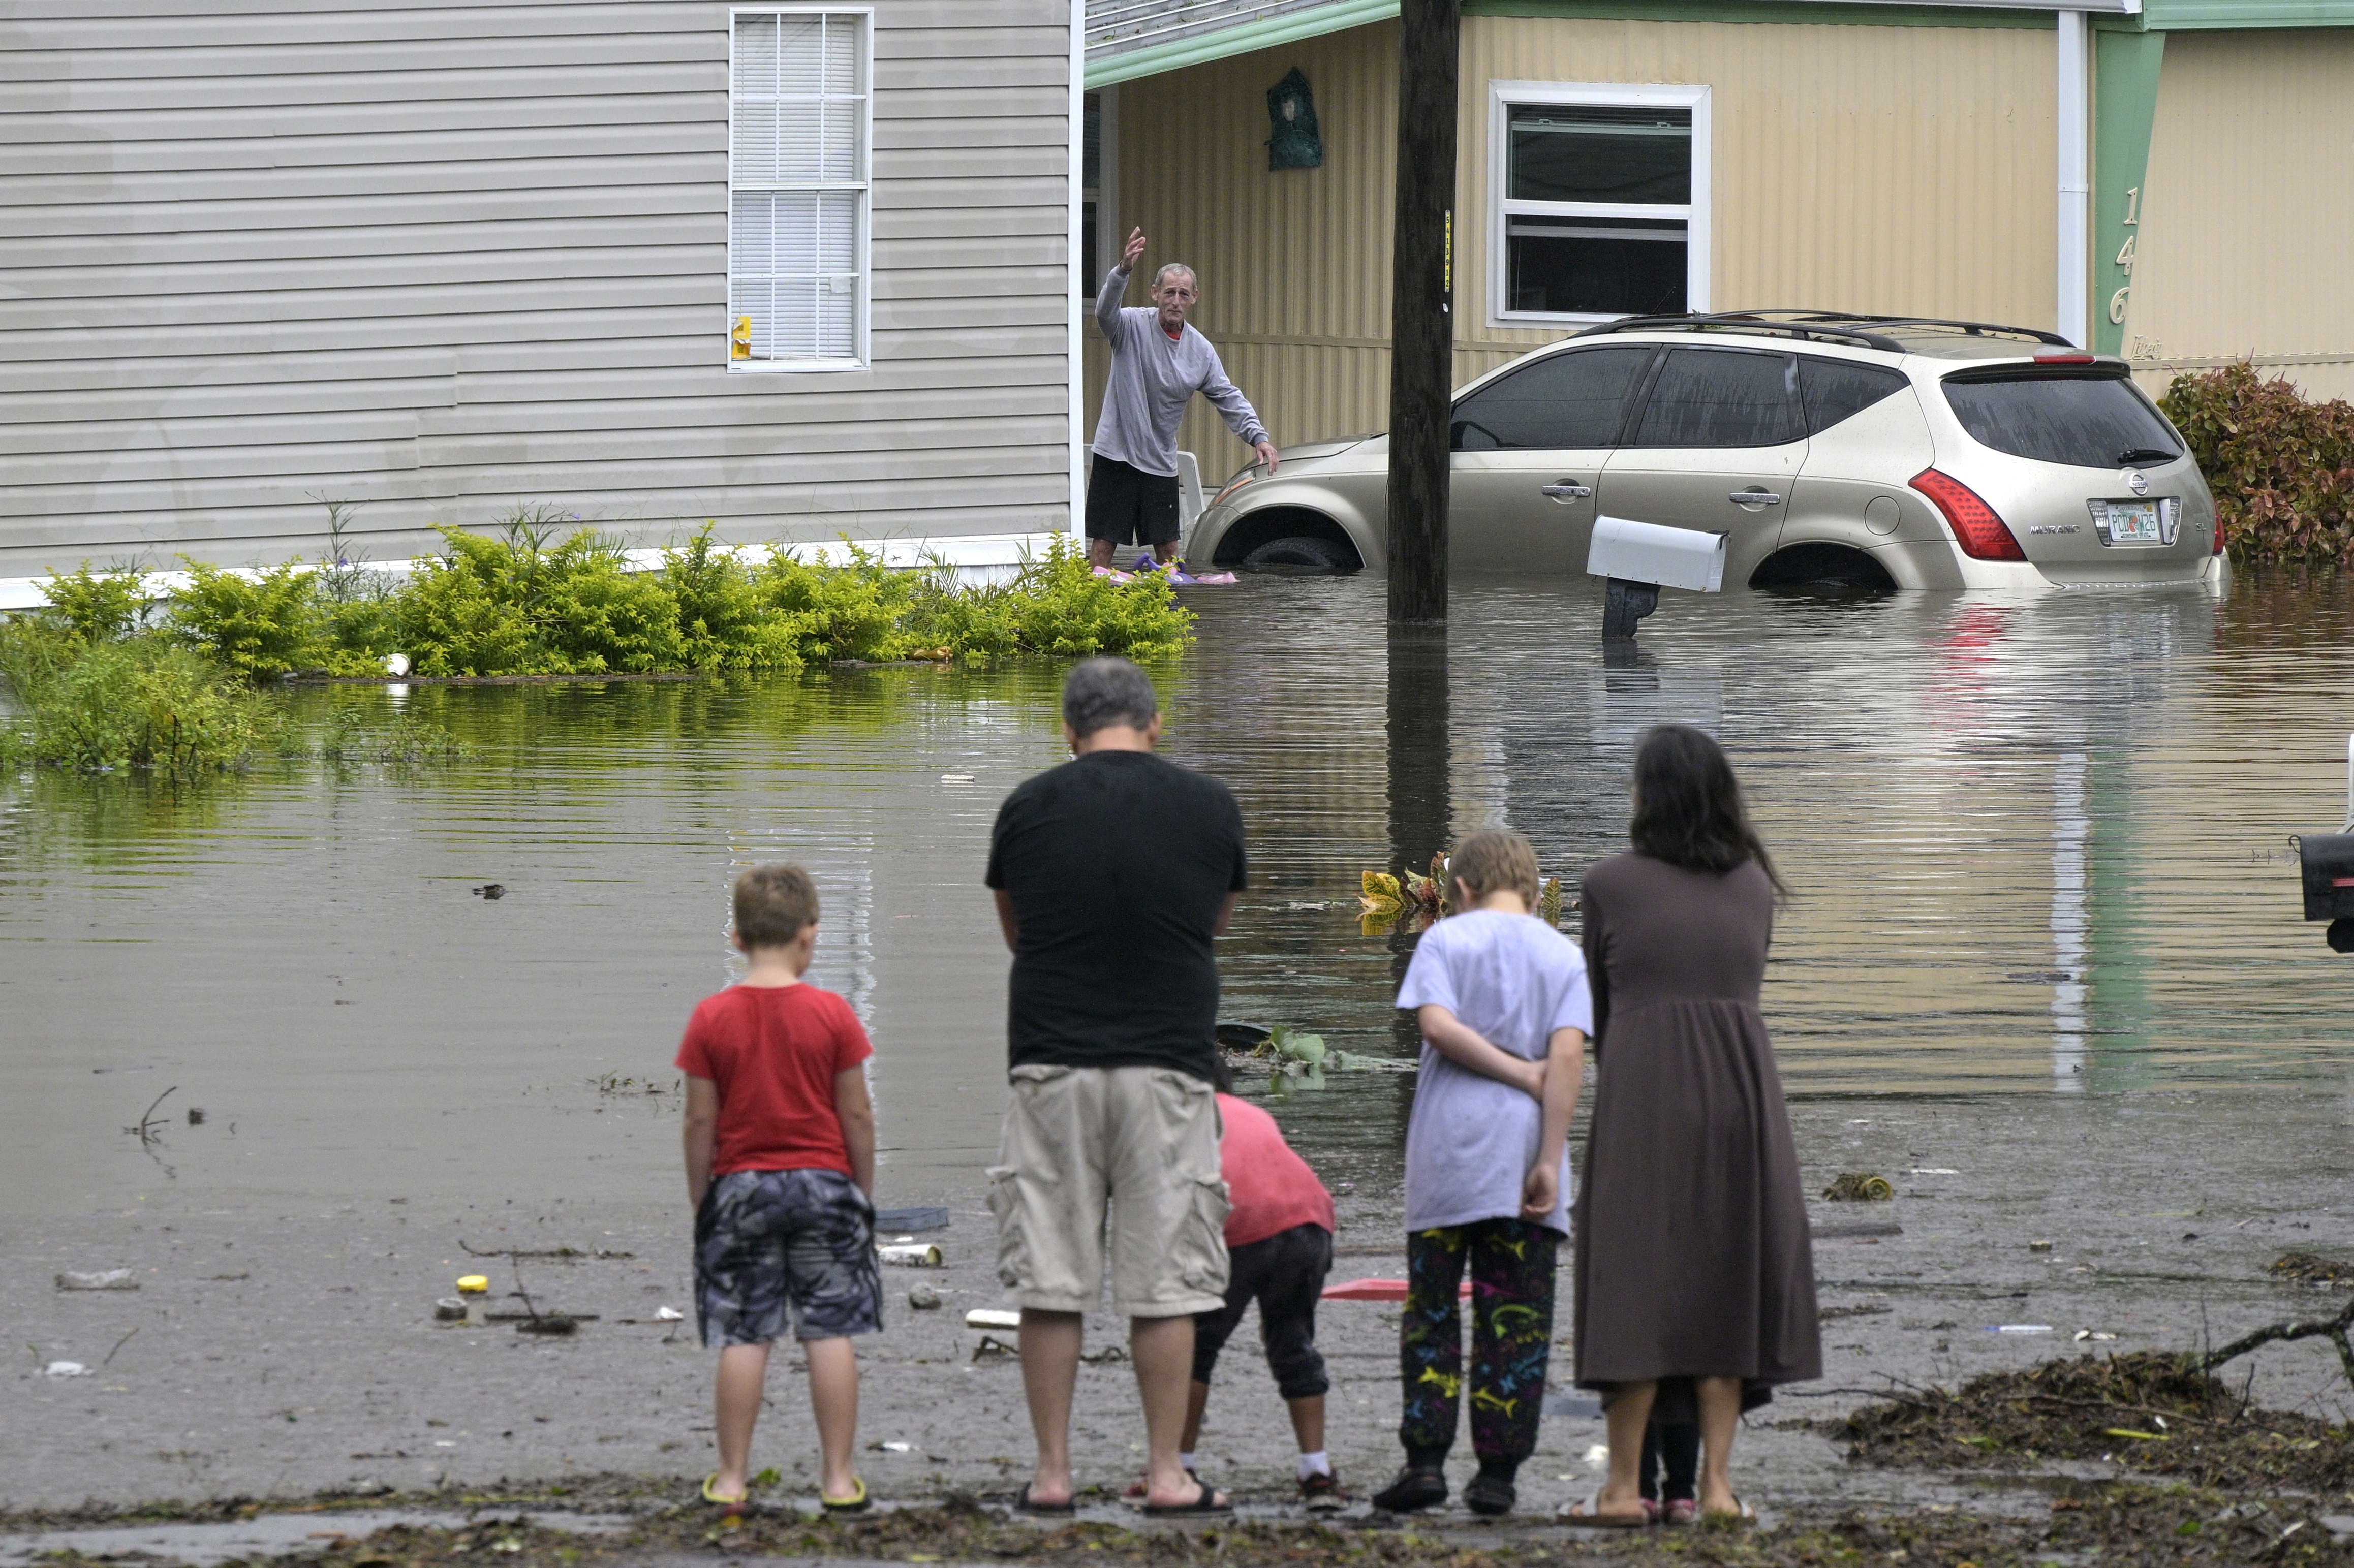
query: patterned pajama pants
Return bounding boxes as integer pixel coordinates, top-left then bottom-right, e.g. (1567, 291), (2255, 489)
(1398, 1218), (1559, 1463)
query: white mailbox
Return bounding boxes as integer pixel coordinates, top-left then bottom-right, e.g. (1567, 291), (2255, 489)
(1585, 516), (1727, 593)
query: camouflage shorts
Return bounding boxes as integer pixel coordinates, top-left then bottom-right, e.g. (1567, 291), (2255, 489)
(694, 1168), (882, 1347)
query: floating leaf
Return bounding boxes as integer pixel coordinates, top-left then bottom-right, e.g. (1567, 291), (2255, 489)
(1540, 876), (1562, 927)
(1359, 870), (1403, 914)
(1359, 909), (1399, 937)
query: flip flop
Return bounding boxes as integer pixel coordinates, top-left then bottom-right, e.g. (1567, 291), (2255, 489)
(1014, 1486), (1076, 1517)
(701, 1473), (749, 1511)
(1141, 1479), (1232, 1517)
(820, 1477), (871, 1514)
(1701, 1496), (1758, 1526)
(1564, 1494), (1651, 1528)
(1122, 1467), (1198, 1499)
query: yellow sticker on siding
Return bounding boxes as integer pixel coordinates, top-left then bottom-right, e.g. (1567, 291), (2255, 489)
(731, 315), (752, 360)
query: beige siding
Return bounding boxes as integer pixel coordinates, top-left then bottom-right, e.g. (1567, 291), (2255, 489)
(2127, 29), (2354, 402)
(0, 0), (1075, 576)
(1101, 14), (2057, 456)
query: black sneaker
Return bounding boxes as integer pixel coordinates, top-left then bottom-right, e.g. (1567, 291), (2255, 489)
(1372, 1466), (1448, 1514)
(1299, 1468), (1347, 1513)
(1462, 1471), (1515, 1516)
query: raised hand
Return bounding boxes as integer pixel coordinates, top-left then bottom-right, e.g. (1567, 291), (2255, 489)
(1122, 227), (1148, 270)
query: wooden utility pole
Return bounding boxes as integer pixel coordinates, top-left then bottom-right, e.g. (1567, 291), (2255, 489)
(1385, 0), (1459, 624)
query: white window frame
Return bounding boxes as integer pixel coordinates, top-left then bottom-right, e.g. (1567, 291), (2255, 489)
(727, 6), (874, 373)
(1487, 80), (1711, 330)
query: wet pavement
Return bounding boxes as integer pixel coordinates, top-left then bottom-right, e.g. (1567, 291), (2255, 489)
(6, 569), (2354, 1515)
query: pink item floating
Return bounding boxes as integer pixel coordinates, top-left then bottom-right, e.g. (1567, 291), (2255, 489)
(1321, 1277), (1471, 1301)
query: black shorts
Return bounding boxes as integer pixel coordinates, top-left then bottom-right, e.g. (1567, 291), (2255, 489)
(1191, 1221), (1331, 1398)
(1085, 454), (1182, 546)
(694, 1168), (882, 1346)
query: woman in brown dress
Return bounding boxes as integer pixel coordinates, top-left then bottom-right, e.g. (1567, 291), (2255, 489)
(1567, 725), (1818, 1525)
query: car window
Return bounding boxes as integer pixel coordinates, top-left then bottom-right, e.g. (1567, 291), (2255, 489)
(1627, 348), (1801, 448)
(1941, 368), (2182, 468)
(1450, 346), (1652, 450)
(1798, 358), (1910, 435)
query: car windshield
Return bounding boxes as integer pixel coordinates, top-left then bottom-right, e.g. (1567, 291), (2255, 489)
(1942, 369), (2181, 468)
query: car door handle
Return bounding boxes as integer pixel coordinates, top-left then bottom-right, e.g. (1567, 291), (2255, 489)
(1541, 482), (1592, 499)
(1728, 490), (1782, 506)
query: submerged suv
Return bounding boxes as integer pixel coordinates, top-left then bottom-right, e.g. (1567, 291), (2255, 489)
(1184, 312), (2223, 590)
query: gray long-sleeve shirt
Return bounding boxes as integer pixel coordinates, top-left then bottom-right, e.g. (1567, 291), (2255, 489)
(1091, 266), (1268, 478)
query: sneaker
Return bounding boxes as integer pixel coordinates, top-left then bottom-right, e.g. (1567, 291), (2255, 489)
(1371, 1466), (1447, 1514)
(1299, 1468), (1347, 1512)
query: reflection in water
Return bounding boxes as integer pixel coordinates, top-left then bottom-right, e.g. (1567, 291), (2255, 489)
(8, 570), (2354, 1225)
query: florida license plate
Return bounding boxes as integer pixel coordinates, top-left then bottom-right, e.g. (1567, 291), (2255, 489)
(2104, 500), (2162, 543)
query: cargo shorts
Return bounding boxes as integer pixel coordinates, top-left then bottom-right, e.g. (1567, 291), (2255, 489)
(987, 1063), (1231, 1319)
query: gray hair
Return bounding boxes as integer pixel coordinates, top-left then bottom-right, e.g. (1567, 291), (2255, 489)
(1062, 656), (1158, 736)
(1153, 263), (1198, 292)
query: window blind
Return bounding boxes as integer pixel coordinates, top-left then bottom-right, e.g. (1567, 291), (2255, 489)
(729, 11), (869, 367)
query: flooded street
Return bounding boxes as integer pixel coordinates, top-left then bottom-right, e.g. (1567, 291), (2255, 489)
(8, 569), (2354, 1509)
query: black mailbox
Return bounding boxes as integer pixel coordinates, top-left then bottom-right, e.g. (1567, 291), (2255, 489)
(2298, 833), (2354, 921)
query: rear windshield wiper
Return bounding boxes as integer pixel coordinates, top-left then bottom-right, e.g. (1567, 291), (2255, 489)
(2117, 447), (2180, 465)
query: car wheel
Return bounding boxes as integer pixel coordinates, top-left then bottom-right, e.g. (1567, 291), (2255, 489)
(1242, 536), (1357, 572)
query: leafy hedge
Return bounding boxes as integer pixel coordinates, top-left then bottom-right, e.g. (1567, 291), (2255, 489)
(159, 523), (1192, 678)
(2160, 363), (2354, 565)
(0, 521), (1193, 774)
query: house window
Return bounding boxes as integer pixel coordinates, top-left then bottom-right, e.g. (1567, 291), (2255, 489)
(1489, 82), (1709, 326)
(728, 9), (871, 370)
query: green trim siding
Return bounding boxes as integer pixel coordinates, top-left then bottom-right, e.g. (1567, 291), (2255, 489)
(2090, 28), (2165, 355)
(2142, 0), (2354, 26)
(1466, 0), (2053, 24)
(1085, 0), (1400, 87)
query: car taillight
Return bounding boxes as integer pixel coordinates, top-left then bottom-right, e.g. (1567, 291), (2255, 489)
(1910, 468), (2025, 561)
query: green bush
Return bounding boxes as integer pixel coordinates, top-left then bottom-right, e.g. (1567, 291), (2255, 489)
(170, 557), (325, 676)
(8, 635), (278, 774)
(2159, 363), (2354, 564)
(41, 563), (151, 642)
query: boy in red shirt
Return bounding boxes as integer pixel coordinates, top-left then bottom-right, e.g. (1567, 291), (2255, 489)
(1166, 1059), (1344, 1509)
(677, 865), (879, 1514)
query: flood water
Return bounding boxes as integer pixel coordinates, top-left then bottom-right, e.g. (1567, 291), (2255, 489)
(7, 570), (2354, 1224)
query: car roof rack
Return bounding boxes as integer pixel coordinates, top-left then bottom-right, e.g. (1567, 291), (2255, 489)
(1572, 310), (2078, 353)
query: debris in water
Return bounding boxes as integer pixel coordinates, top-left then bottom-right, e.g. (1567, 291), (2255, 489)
(940, 774), (974, 783)
(909, 1285), (942, 1311)
(2270, 1250), (2354, 1282)
(2073, 1329), (2118, 1342)
(1080, 1344), (1129, 1365)
(472, 884), (505, 899)
(654, 1306), (685, 1322)
(2029, 1240), (2055, 1252)
(55, 1269), (137, 1291)
(187, 1108), (206, 1125)
(1990, 1325), (2055, 1334)
(965, 1309), (1021, 1331)
(879, 1243), (943, 1268)
(43, 1361), (91, 1378)
(1823, 1173), (1895, 1202)
(971, 1334), (1018, 1362)
(871, 1440), (915, 1452)
(434, 1297), (467, 1321)
(1907, 1167), (1959, 1175)
(515, 1314), (577, 1335)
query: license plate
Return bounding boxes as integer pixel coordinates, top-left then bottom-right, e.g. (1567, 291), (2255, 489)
(2104, 500), (2162, 543)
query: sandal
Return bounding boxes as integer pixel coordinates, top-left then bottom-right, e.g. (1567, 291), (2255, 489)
(700, 1473), (750, 1512)
(821, 1477), (871, 1514)
(1701, 1496), (1758, 1526)
(1141, 1479), (1232, 1517)
(1371, 1466), (1448, 1514)
(1564, 1493), (1651, 1528)
(1014, 1486), (1076, 1517)
(1122, 1468), (1198, 1499)
(1462, 1472), (1516, 1517)
(1664, 1498), (1698, 1526)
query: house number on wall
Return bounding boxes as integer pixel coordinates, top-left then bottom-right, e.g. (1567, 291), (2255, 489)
(2109, 186), (2140, 327)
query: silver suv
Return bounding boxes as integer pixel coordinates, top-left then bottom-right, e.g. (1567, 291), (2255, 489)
(1184, 312), (2223, 590)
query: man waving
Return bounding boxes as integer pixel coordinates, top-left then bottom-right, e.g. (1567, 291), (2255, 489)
(1088, 228), (1280, 570)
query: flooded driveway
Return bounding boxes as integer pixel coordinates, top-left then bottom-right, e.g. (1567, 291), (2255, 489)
(7, 569), (2354, 1508)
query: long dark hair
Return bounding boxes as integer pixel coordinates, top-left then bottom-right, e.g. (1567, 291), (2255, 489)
(1629, 724), (1788, 896)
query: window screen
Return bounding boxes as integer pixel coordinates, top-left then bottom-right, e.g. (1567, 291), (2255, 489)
(1941, 370), (2182, 469)
(1629, 349), (1801, 448)
(1798, 358), (1910, 435)
(730, 12), (869, 367)
(1451, 347), (1652, 450)
(1502, 102), (1694, 319)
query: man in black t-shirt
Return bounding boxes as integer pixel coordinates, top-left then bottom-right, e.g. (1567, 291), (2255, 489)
(985, 656), (1246, 1518)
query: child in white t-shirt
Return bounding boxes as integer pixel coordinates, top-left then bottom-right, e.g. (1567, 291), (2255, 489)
(1372, 830), (1590, 1520)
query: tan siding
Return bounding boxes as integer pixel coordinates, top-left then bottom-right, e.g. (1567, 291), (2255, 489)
(0, 0), (1076, 575)
(1102, 15), (2057, 456)
(2127, 30), (2354, 401)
